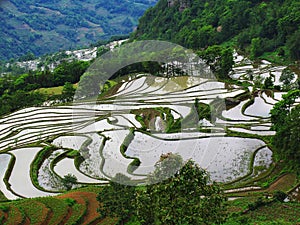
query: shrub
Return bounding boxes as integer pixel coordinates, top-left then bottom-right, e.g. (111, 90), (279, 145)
(64, 198), (76, 207)
(0, 205), (9, 212)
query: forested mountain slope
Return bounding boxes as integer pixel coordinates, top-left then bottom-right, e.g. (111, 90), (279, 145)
(132, 0), (300, 60)
(0, 0), (157, 60)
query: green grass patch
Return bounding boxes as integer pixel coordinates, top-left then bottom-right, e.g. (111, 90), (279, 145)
(68, 186), (104, 194)
(226, 129), (272, 146)
(37, 84), (77, 96)
(259, 50), (291, 66)
(37, 86), (64, 95)
(227, 196), (259, 213)
(64, 198), (76, 207)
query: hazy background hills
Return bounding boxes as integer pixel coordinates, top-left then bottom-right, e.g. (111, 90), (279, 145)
(0, 0), (157, 60)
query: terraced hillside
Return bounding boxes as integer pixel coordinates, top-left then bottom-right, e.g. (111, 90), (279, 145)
(0, 48), (298, 202)
(0, 187), (116, 225)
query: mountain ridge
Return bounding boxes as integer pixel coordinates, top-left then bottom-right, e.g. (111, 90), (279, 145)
(0, 0), (157, 60)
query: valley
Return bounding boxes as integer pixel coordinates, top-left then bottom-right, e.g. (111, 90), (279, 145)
(0, 0), (157, 60)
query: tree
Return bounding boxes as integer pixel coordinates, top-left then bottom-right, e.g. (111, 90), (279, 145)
(197, 45), (233, 80)
(62, 173), (77, 190)
(271, 89), (300, 170)
(250, 37), (262, 59)
(272, 104), (300, 170)
(286, 29), (300, 60)
(280, 68), (295, 90)
(219, 47), (234, 79)
(61, 82), (76, 102)
(97, 173), (136, 225)
(263, 75), (274, 90)
(137, 153), (227, 225)
(270, 89), (300, 131)
(148, 152), (183, 184)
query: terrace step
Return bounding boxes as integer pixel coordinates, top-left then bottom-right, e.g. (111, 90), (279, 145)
(79, 192), (100, 225)
(56, 192), (87, 225)
(37, 198), (69, 225)
(16, 200), (50, 225)
(5, 205), (25, 225)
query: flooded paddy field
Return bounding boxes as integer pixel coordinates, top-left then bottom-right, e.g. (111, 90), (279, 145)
(0, 52), (298, 199)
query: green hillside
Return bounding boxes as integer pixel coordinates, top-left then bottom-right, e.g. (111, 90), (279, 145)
(132, 0), (300, 61)
(0, 0), (157, 60)
(0, 0), (299, 224)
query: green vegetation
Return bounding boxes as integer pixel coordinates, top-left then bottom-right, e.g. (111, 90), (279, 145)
(0, 60), (89, 116)
(132, 0), (300, 62)
(270, 90), (300, 131)
(0, 0), (299, 224)
(37, 86), (65, 95)
(37, 197), (69, 225)
(15, 200), (49, 225)
(280, 68), (296, 91)
(62, 174), (78, 191)
(97, 174), (136, 224)
(97, 154), (227, 225)
(271, 101), (300, 171)
(197, 45), (234, 79)
(225, 200), (300, 225)
(5, 205), (25, 224)
(0, 0), (157, 60)
(61, 82), (76, 102)
(31, 145), (58, 190)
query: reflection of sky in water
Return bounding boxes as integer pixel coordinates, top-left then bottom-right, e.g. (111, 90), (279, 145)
(244, 96), (273, 118)
(0, 154), (10, 176)
(0, 74), (276, 197)
(126, 132), (272, 182)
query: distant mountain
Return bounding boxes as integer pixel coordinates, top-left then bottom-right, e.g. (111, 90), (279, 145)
(132, 0), (300, 61)
(0, 0), (157, 60)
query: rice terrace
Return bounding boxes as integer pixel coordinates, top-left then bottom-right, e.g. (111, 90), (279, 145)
(0, 40), (299, 224)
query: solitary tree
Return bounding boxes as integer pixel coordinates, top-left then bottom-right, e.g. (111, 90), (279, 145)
(263, 75), (274, 90)
(62, 173), (77, 190)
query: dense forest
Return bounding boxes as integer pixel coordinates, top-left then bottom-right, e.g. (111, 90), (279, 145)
(0, 0), (157, 60)
(132, 0), (300, 61)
